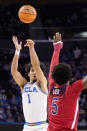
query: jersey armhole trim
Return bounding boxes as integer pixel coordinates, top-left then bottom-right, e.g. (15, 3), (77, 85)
(36, 82), (48, 95)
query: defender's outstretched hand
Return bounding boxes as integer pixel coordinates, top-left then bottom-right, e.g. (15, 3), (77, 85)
(53, 32), (62, 43)
(24, 39), (35, 48)
(12, 36), (22, 51)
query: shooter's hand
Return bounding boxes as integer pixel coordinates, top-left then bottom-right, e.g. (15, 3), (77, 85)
(12, 36), (22, 51)
(24, 39), (35, 48)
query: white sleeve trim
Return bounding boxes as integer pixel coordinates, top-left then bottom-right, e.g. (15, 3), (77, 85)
(53, 41), (63, 45)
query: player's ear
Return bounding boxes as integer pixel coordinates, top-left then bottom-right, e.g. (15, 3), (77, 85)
(28, 72), (30, 77)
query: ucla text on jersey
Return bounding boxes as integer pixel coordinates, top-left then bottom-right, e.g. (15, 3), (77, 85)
(23, 86), (38, 93)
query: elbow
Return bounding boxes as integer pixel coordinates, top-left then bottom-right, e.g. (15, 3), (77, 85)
(11, 63), (14, 74)
(11, 68), (15, 75)
(11, 66), (13, 74)
(11, 66), (17, 75)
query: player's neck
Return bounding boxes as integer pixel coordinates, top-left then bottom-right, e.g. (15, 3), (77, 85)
(29, 80), (37, 84)
(56, 81), (70, 88)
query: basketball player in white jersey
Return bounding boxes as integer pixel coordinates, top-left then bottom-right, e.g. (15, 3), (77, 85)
(11, 36), (48, 131)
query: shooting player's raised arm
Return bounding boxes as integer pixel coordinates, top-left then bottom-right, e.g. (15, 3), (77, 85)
(11, 36), (27, 89)
(24, 40), (48, 94)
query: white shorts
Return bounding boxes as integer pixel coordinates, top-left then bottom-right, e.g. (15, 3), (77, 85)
(23, 123), (48, 131)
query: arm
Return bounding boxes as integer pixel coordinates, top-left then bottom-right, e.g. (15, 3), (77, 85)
(11, 36), (27, 89)
(24, 40), (48, 94)
(49, 32), (63, 87)
(83, 76), (87, 89)
(68, 66), (87, 95)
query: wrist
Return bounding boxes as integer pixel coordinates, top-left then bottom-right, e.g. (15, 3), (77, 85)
(15, 50), (20, 56)
(29, 45), (34, 49)
(53, 41), (63, 50)
(53, 41), (63, 45)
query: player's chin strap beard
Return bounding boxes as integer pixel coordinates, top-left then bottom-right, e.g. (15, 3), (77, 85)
(50, 84), (68, 97)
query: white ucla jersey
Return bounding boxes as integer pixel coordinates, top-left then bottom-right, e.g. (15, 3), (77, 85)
(22, 81), (47, 124)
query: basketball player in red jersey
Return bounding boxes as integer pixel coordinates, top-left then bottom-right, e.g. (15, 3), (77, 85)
(48, 32), (87, 131)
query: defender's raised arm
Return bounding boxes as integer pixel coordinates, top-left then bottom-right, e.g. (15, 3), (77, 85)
(49, 32), (63, 88)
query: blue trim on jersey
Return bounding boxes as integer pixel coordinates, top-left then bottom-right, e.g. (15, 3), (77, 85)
(36, 82), (48, 95)
(27, 82), (35, 85)
(25, 121), (47, 126)
(24, 82), (36, 87)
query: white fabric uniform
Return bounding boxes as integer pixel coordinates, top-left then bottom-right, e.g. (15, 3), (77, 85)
(22, 82), (48, 131)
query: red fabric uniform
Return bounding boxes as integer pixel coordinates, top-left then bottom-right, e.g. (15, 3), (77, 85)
(48, 42), (84, 131)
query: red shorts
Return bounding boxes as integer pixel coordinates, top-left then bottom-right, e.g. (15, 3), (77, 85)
(47, 125), (76, 131)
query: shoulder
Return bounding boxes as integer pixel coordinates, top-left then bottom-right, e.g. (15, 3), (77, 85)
(36, 81), (48, 95)
(68, 79), (83, 95)
(72, 80), (83, 87)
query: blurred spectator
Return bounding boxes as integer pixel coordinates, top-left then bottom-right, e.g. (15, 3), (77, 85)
(72, 42), (81, 60)
(78, 105), (87, 127)
(6, 106), (14, 122)
(0, 102), (6, 121)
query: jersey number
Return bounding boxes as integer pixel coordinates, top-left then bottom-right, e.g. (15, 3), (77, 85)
(27, 94), (31, 104)
(51, 97), (58, 115)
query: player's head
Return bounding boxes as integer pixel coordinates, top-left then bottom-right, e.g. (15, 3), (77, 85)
(25, 63), (46, 82)
(52, 63), (72, 85)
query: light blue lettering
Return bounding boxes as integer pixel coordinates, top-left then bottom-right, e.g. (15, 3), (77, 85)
(33, 87), (38, 92)
(24, 87), (38, 93)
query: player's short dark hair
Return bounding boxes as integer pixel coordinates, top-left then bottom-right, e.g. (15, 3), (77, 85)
(52, 63), (72, 85)
(25, 62), (46, 75)
(25, 63), (32, 74)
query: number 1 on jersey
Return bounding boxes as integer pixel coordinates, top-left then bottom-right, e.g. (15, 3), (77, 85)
(27, 94), (31, 103)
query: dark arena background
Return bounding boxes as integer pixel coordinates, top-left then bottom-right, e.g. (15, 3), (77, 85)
(0, 0), (87, 130)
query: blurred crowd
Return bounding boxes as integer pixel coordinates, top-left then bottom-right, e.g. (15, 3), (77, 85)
(0, 49), (24, 123)
(0, 4), (87, 39)
(40, 4), (87, 39)
(0, 4), (29, 39)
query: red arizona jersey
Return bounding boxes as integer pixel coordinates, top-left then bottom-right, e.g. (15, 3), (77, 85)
(48, 42), (84, 131)
(48, 80), (83, 131)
